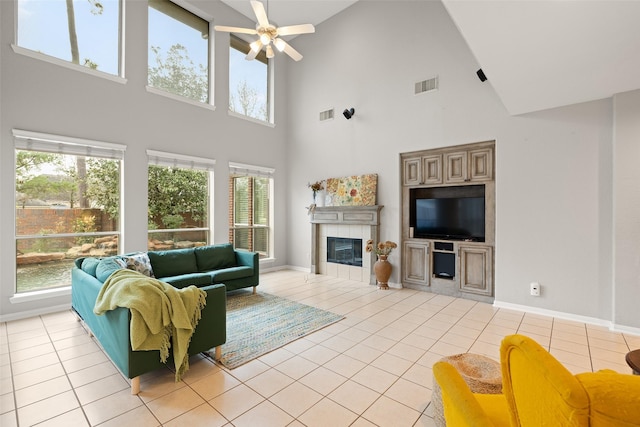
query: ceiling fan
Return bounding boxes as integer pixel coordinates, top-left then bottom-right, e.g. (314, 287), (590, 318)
(214, 0), (315, 61)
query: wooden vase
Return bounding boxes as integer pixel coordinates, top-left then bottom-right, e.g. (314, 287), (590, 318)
(374, 255), (392, 290)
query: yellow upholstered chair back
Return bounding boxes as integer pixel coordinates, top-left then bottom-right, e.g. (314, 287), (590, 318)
(500, 334), (590, 426)
(576, 370), (640, 426)
(433, 361), (510, 427)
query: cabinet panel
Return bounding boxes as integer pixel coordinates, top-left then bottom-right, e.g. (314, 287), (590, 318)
(459, 245), (493, 296)
(403, 157), (421, 186)
(445, 151), (468, 184)
(403, 241), (430, 286)
(469, 148), (493, 181)
(422, 155), (443, 185)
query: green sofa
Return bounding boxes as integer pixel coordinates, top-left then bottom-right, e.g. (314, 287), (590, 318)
(71, 243), (258, 394)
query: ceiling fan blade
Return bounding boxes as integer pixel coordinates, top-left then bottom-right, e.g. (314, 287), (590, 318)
(246, 40), (262, 61)
(276, 24), (315, 37)
(279, 39), (303, 62)
(250, 0), (270, 28)
(214, 25), (257, 35)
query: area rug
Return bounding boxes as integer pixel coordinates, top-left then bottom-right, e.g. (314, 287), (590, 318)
(205, 290), (344, 369)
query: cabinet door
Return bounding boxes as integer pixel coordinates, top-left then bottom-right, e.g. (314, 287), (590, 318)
(445, 151), (468, 184)
(469, 148), (493, 181)
(459, 245), (493, 296)
(422, 154), (443, 185)
(403, 241), (430, 286)
(403, 157), (421, 186)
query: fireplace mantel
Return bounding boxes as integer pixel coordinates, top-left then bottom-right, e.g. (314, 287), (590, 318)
(309, 205), (383, 284)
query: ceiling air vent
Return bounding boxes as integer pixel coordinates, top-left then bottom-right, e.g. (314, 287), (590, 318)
(319, 108), (334, 121)
(415, 77), (438, 95)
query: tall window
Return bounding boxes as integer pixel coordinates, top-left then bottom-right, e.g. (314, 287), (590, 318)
(14, 130), (124, 293)
(16, 0), (122, 76)
(147, 151), (214, 250)
(229, 163), (274, 258)
(148, 0), (210, 103)
(229, 35), (271, 122)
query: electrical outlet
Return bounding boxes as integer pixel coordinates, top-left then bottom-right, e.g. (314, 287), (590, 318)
(530, 282), (541, 296)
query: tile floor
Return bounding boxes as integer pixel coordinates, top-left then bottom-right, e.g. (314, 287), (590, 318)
(2, 270), (639, 426)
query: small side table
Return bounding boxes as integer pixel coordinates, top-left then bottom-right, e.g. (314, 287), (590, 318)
(625, 349), (640, 375)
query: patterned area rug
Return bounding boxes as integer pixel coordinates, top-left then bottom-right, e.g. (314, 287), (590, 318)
(206, 290), (344, 369)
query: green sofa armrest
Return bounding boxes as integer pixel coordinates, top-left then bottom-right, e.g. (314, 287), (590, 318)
(235, 250), (258, 268)
(189, 283), (227, 353)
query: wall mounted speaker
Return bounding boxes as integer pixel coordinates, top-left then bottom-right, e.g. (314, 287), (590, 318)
(476, 69), (487, 82)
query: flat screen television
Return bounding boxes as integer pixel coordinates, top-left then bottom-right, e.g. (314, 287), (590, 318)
(410, 185), (485, 241)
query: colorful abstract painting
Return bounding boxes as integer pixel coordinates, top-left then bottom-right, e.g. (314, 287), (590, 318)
(325, 174), (377, 206)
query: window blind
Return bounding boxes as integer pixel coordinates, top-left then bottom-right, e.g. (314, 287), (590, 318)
(13, 129), (126, 160)
(229, 162), (274, 179)
(147, 149), (216, 171)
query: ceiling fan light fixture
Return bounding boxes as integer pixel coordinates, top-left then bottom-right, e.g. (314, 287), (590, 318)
(260, 33), (271, 45)
(249, 40), (262, 53)
(266, 45), (275, 58)
(274, 38), (286, 52)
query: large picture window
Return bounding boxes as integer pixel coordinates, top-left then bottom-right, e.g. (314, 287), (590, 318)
(229, 35), (271, 122)
(148, 0), (210, 103)
(229, 163), (274, 258)
(147, 150), (214, 250)
(14, 130), (124, 294)
(16, 0), (122, 76)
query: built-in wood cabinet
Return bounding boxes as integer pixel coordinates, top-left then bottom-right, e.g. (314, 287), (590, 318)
(400, 141), (495, 303)
(402, 241), (430, 286)
(459, 244), (493, 296)
(404, 145), (493, 186)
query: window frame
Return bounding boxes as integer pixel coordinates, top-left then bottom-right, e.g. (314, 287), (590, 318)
(12, 129), (125, 299)
(228, 35), (274, 125)
(147, 0), (214, 108)
(146, 150), (215, 249)
(13, 0), (125, 81)
(228, 162), (274, 259)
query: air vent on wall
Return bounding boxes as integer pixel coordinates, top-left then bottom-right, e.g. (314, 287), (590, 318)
(415, 77), (438, 95)
(319, 108), (334, 121)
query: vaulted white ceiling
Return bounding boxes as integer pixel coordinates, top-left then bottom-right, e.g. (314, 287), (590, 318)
(221, 0), (640, 115)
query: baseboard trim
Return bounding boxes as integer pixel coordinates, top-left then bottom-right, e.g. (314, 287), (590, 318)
(0, 303), (71, 323)
(493, 300), (640, 336)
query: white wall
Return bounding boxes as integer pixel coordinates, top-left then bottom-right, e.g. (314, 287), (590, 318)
(0, 0), (291, 319)
(285, 1), (638, 329)
(613, 89), (640, 329)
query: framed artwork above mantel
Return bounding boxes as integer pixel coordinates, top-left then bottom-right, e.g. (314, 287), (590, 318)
(325, 174), (377, 206)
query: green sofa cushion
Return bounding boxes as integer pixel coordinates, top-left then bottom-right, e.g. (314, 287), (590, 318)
(160, 273), (212, 289)
(148, 248), (198, 278)
(209, 266), (253, 282)
(81, 257), (100, 277)
(96, 256), (126, 282)
(195, 243), (236, 272)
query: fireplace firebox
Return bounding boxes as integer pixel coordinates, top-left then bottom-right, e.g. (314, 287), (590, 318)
(327, 237), (363, 267)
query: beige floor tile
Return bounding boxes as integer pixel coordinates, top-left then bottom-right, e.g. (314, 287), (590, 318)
(15, 376), (72, 408)
(274, 355), (318, 380)
(208, 383), (264, 420)
(9, 343), (56, 363)
(402, 363), (433, 387)
(17, 390), (79, 426)
(0, 411), (17, 427)
(189, 369), (240, 402)
(351, 365), (398, 394)
(245, 368), (294, 398)
(270, 382), (323, 417)
(97, 405), (160, 427)
(323, 353), (367, 378)
(36, 408), (89, 427)
(363, 395), (422, 426)
(11, 352), (60, 376)
(298, 397), (358, 427)
(298, 366), (347, 395)
(387, 341), (427, 362)
(343, 343), (384, 364)
(227, 359), (270, 382)
(75, 373), (130, 405)
(163, 403), (226, 427)
(428, 340), (468, 357)
(82, 388), (143, 425)
(258, 347), (295, 367)
(385, 377), (431, 412)
(551, 338), (590, 356)
(328, 380), (380, 414)
(231, 400), (293, 427)
(299, 344), (340, 365)
(369, 351), (414, 376)
(56, 341), (101, 361)
(67, 360), (119, 388)
(12, 363), (66, 390)
(1, 391), (15, 413)
(146, 386), (205, 424)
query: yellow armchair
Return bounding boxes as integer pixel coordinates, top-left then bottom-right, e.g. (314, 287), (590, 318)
(433, 334), (640, 426)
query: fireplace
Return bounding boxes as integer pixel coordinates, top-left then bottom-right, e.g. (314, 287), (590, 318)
(327, 237), (363, 267)
(309, 205), (383, 284)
